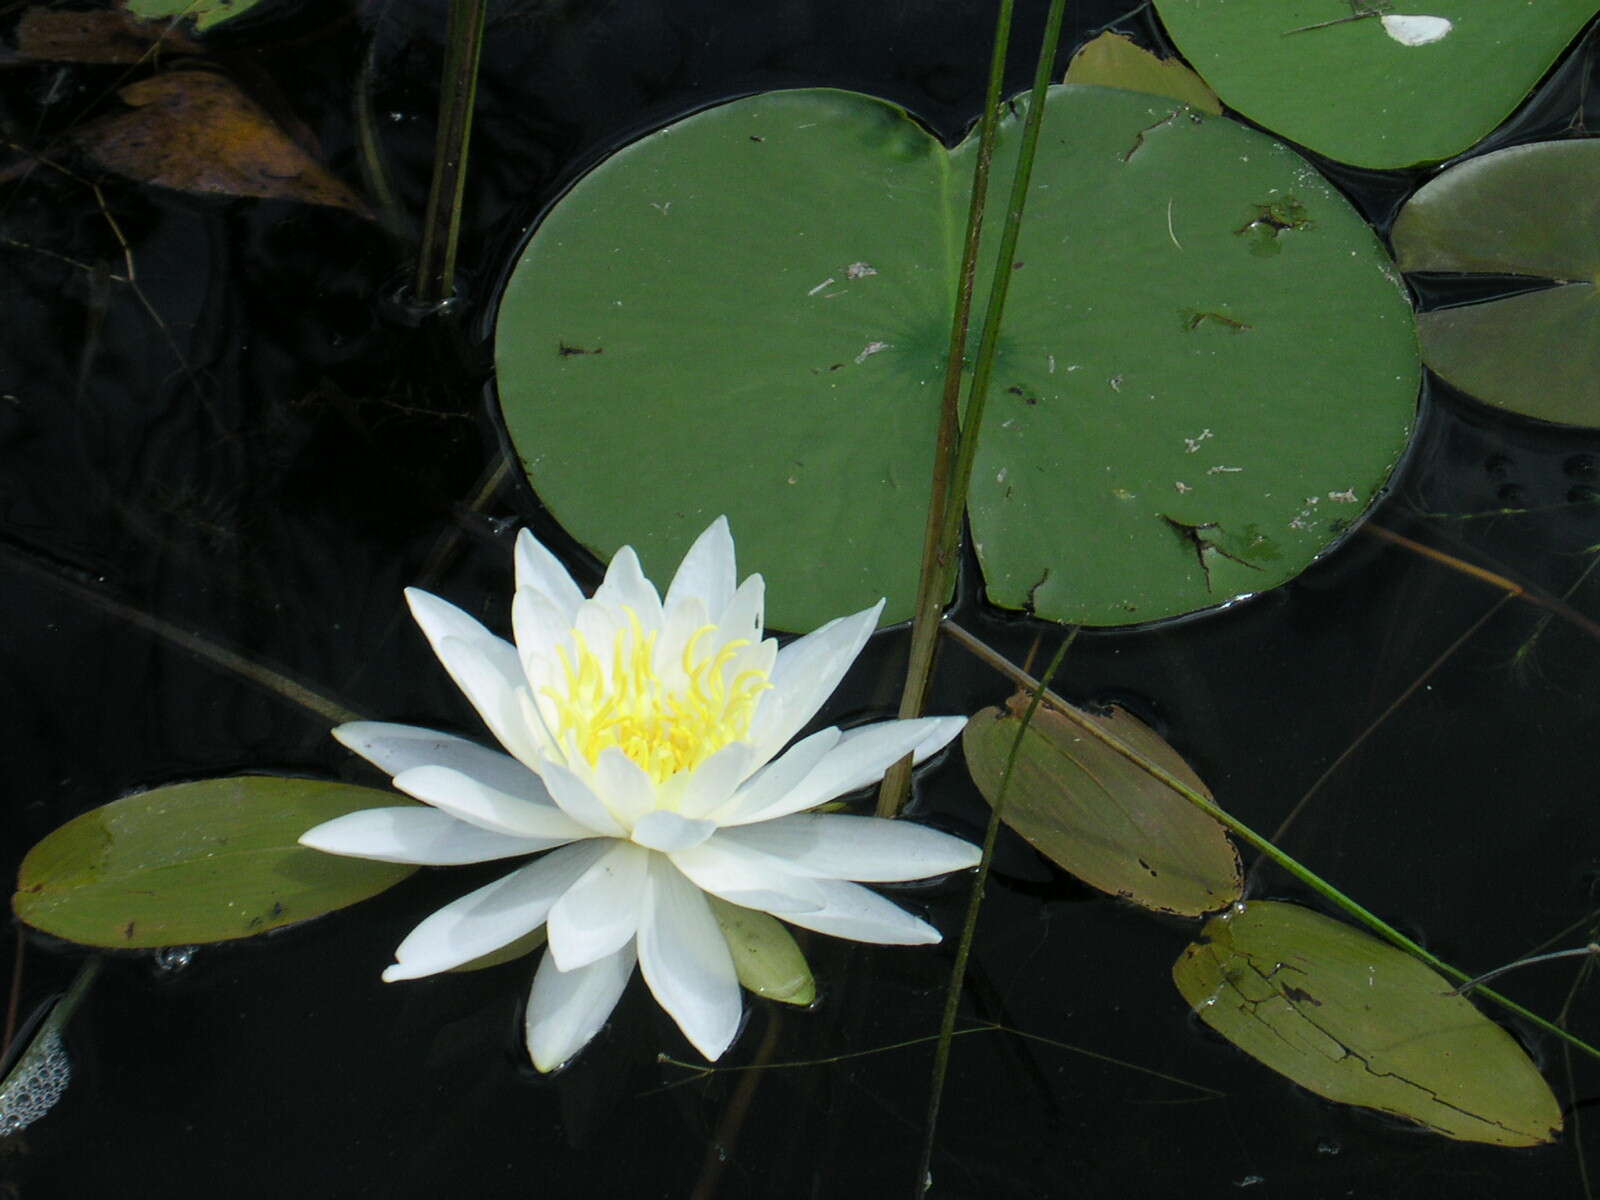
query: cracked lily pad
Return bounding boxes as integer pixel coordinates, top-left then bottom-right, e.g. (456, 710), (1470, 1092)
(1392, 138), (1600, 426)
(12, 777), (418, 948)
(962, 697), (1240, 916)
(1173, 901), (1562, 1146)
(495, 85), (1417, 630)
(1153, 0), (1600, 169)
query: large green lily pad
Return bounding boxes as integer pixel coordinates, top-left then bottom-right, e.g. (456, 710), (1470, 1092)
(1392, 139), (1600, 426)
(496, 86), (1417, 630)
(12, 777), (417, 948)
(1153, 0), (1599, 169)
(1173, 901), (1562, 1146)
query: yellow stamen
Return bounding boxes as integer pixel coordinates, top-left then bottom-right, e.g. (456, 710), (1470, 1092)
(542, 611), (768, 783)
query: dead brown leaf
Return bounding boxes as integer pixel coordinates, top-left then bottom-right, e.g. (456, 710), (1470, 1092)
(71, 68), (371, 216)
(13, 8), (201, 64)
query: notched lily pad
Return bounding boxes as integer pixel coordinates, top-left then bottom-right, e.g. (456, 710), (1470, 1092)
(1173, 901), (1562, 1146)
(495, 85), (1417, 629)
(1393, 139), (1600, 426)
(962, 697), (1241, 916)
(12, 777), (418, 948)
(1153, 0), (1600, 168)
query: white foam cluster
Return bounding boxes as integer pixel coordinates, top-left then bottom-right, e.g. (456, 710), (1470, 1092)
(0, 1028), (71, 1136)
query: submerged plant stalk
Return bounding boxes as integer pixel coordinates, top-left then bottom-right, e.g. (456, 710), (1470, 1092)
(415, 0), (489, 304)
(879, 0), (1071, 819)
(917, 630), (1076, 1197)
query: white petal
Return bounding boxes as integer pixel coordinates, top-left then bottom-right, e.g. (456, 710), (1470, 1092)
(716, 814), (979, 881)
(300, 806), (558, 865)
(656, 593), (711, 689)
(715, 574), (765, 643)
(637, 857), (742, 1061)
(632, 810), (719, 852)
(333, 722), (548, 792)
(526, 942), (636, 1072)
(1380, 13), (1451, 46)
(392, 764), (595, 840)
(546, 841), (649, 970)
(715, 726), (842, 824)
(669, 839), (826, 913)
(515, 527), (585, 619)
(432, 634), (546, 769)
(592, 545), (662, 630)
(747, 600), (883, 760)
(776, 877), (941, 944)
(512, 587), (574, 680)
(383, 841), (607, 980)
(724, 716), (964, 826)
(405, 587), (524, 690)
(663, 516), (736, 620)
(667, 741), (757, 819)
(593, 748), (659, 825)
(536, 757), (628, 837)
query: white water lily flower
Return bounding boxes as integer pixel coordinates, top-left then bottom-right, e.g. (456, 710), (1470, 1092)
(301, 518), (976, 1070)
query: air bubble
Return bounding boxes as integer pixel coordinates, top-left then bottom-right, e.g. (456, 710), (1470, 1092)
(155, 946), (196, 974)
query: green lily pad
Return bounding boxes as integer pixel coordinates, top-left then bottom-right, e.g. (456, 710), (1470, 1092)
(495, 85), (1417, 629)
(1173, 901), (1562, 1146)
(1392, 139), (1600, 426)
(122, 0), (264, 32)
(962, 698), (1240, 916)
(710, 895), (816, 1006)
(1153, 0), (1599, 169)
(12, 777), (418, 948)
(1063, 31), (1222, 115)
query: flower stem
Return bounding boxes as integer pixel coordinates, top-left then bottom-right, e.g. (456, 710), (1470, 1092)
(879, 0), (1070, 819)
(917, 630), (1077, 1197)
(415, 0), (488, 304)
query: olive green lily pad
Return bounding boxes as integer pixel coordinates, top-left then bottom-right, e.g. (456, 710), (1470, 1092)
(1392, 139), (1600, 426)
(962, 698), (1240, 915)
(1153, 0), (1599, 169)
(495, 85), (1417, 629)
(12, 777), (418, 948)
(122, 0), (264, 32)
(710, 895), (817, 1006)
(1063, 31), (1222, 115)
(1173, 901), (1562, 1146)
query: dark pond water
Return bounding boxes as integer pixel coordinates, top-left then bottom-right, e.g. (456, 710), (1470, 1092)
(3, 1), (1600, 1196)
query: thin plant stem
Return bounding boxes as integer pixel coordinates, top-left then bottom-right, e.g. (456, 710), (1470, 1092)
(880, 0), (1071, 818)
(1365, 522), (1600, 643)
(1452, 945), (1600, 995)
(415, 0), (488, 303)
(876, 0), (1018, 819)
(917, 629), (1077, 1198)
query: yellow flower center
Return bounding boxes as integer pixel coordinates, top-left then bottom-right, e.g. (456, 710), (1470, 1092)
(544, 614), (769, 783)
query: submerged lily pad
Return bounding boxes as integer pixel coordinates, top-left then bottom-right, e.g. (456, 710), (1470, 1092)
(122, 0), (264, 32)
(1153, 0), (1599, 168)
(1392, 139), (1600, 426)
(962, 698), (1240, 915)
(12, 777), (418, 948)
(1173, 901), (1562, 1146)
(496, 86), (1416, 629)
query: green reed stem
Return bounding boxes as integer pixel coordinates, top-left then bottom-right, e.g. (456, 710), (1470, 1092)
(415, 0), (488, 303)
(917, 630), (1077, 1198)
(879, 0), (1070, 819)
